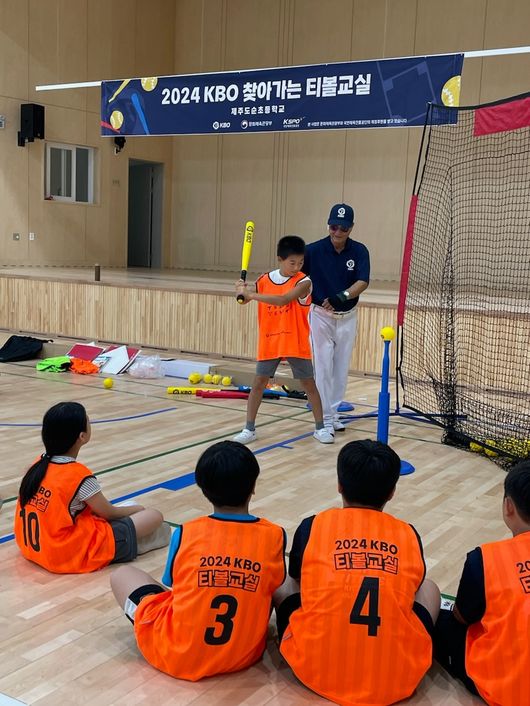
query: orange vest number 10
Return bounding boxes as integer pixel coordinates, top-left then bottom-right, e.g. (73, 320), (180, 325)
(19, 506), (41, 552)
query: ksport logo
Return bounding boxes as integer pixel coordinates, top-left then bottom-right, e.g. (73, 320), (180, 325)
(346, 258), (355, 271)
(283, 117), (304, 129)
(338, 207), (346, 218)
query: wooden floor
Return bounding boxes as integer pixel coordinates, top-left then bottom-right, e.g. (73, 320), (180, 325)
(0, 353), (498, 705)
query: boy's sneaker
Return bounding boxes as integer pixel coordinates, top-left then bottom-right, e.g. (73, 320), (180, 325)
(233, 428), (257, 444)
(333, 417), (346, 432)
(314, 428), (335, 444)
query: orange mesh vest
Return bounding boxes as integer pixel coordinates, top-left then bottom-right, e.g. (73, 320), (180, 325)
(134, 515), (286, 681)
(280, 508), (432, 706)
(465, 533), (530, 706)
(14, 460), (115, 573)
(256, 271), (311, 361)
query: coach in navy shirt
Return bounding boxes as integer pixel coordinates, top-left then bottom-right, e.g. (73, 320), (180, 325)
(303, 203), (370, 433)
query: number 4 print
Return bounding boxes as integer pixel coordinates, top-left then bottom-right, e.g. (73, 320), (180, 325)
(349, 577), (381, 637)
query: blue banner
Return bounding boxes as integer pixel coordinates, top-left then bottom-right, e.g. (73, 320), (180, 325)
(101, 54), (463, 137)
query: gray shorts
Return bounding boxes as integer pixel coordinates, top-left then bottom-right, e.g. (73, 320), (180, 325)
(256, 357), (314, 379)
(110, 516), (138, 563)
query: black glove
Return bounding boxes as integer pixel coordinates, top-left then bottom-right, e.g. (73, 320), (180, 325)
(327, 291), (349, 309)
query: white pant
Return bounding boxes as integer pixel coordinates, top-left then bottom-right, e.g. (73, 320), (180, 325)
(310, 305), (358, 427)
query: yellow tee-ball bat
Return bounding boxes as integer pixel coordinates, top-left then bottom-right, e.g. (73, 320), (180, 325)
(167, 387), (210, 395)
(236, 221), (254, 303)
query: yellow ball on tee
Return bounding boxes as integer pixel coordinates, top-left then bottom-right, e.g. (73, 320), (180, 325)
(221, 376), (232, 386)
(380, 326), (396, 341)
(188, 372), (202, 384)
(211, 374), (222, 385)
(103, 378), (113, 389)
(203, 373), (213, 384)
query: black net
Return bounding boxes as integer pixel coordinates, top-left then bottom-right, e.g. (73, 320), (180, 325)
(398, 95), (530, 464)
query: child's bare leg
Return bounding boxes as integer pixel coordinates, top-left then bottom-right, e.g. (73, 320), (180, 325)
(244, 375), (270, 427)
(111, 565), (165, 609)
(129, 508), (164, 539)
(299, 377), (324, 425)
(415, 578), (441, 624)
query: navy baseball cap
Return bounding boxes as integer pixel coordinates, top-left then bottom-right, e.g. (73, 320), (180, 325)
(328, 203), (354, 228)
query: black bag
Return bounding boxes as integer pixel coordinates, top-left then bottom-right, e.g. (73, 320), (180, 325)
(0, 335), (50, 362)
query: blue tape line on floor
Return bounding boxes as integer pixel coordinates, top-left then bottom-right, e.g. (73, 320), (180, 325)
(112, 472), (196, 503)
(0, 407), (176, 427)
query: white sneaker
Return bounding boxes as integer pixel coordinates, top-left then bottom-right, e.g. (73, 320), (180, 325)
(137, 521), (172, 555)
(233, 428), (257, 444)
(314, 428), (335, 444)
(325, 424), (335, 437)
(333, 418), (346, 432)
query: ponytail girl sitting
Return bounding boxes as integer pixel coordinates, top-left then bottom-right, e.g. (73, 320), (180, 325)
(15, 401), (170, 573)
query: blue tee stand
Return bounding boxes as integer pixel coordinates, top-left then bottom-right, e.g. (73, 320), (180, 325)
(377, 338), (415, 476)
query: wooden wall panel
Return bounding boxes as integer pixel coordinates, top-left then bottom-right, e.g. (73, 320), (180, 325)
(174, 0), (224, 74)
(415, 0), (487, 106)
(171, 136), (221, 268)
(0, 0), (175, 269)
(284, 131), (347, 243)
(135, 0), (176, 77)
(168, 0), (515, 279)
(28, 0), (88, 110)
(86, 0), (138, 115)
(344, 128), (410, 280)
(292, 0), (354, 65)
(480, 0), (530, 103)
(224, 0), (282, 70)
(0, 97), (30, 264)
(0, 0), (29, 101)
(218, 134), (276, 271)
(3, 0), (530, 275)
(0, 275), (395, 375)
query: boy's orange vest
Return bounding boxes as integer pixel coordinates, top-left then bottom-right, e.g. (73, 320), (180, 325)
(280, 507), (432, 706)
(14, 460), (115, 573)
(134, 515), (285, 681)
(465, 532), (530, 706)
(256, 271), (311, 360)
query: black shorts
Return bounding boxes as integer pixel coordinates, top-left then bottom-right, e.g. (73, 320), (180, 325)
(433, 608), (479, 696)
(276, 592), (302, 640)
(124, 583), (167, 623)
(276, 594), (435, 642)
(110, 516), (138, 564)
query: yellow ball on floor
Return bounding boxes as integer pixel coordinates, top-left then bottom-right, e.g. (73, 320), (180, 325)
(203, 373), (213, 384)
(103, 378), (113, 389)
(221, 376), (232, 386)
(484, 440), (498, 458)
(211, 374), (222, 385)
(469, 442), (483, 453)
(188, 372), (202, 384)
